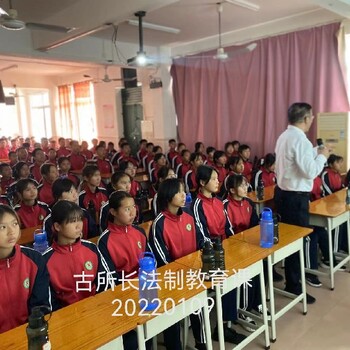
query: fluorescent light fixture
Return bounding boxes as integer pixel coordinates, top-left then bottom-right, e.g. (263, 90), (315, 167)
(127, 19), (180, 34)
(226, 0), (260, 11)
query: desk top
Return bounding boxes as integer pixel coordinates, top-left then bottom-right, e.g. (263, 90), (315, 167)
(233, 223), (312, 251)
(175, 237), (270, 277)
(309, 188), (349, 217)
(0, 261), (208, 349)
(18, 225), (42, 246)
(246, 185), (275, 204)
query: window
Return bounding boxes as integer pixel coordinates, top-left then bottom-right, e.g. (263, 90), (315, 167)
(29, 92), (52, 139)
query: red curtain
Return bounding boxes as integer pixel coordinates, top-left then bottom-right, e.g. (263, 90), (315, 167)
(171, 23), (349, 157)
(58, 84), (73, 138)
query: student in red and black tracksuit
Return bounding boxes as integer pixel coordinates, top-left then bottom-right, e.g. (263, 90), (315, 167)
(94, 145), (114, 175)
(43, 201), (109, 310)
(194, 142), (207, 163)
(81, 140), (94, 160)
(0, 163), (14, 194)
(0, 205), (50, 334)
(212, 150), (228, 198)
(141, 142), (154, 170)
(79, 165), (108, 222)
(321, 154), (348, 254)
(119, 161), (141, 197)
(14, 178), (51, 228)
(100, 172), (142, 233)
(149, 178), (207, 350)
(136, 139), (148, 165)
(97, 191), (150, 350)
(166, 139), (178, 164)
(238, 144), (253, 182)
(171, 143), (186, 168)
(192, 165), (246, 345)
(224, 142), (235, 161)
(251, 153), (277, 191)
(224, 174), (264, 331)
(29, 148), (46, 183)
(151, 167), (177, 217)
(224, 156), (253, 193)
(184, 152), (204, 197)
(149, 153), (167, 184)
(37, 163), (59, 207)
(56, 137), (71, 158)
(175, 149), (191, 179)
(68, 140), (86, 171)
(204, 146), (215, 166)
(44, 178), (98, 243)
(57, 156), (80, 187)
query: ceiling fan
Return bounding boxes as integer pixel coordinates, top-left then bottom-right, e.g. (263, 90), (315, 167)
(185, 2), (257, 62)
(84, 65), (137, 84)
(0, 0), (75, 32)
(8, 84), (23, 98)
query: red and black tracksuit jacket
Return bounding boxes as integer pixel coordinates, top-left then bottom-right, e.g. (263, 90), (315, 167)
(0, 177), (14, 194)
(38, 180), (55, 206)
(251, 167), (276, 191)
(0, 245), (50, 333)
(56, 147), (71, 158)
(242, 160), (253, 181)
(175, 162), (191, 179)
(59, 172), (80, 187)
(68, 153), (86, 171)
(43, 208), (98, 243)
(184, 170), (198, 193)
(321, 168), (343, 195)
(192, 192), (234, 241)
(98, 223), (149, 282)
(94, 158), (113, 174)
(149, 208), (204, 266)
(14, 201), (50, 228)
(43, 239), (109, 311)
(29, 163), (42, 183)
(130, 179), (141, 198)
(311, 176), (324, 202)
(79, 186), (108, 215)
(223, 197), (259, 233)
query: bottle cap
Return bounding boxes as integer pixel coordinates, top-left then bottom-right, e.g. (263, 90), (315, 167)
(28, 307), (45, 328)
(34, 230), (47, 244)
(139, 252), (156, 271)
(261, 207), (272, 220)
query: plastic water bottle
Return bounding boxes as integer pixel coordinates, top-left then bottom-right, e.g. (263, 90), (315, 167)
(213, 238), (225, 270)
(27, 306), (52, 350)
(256, 179), (264, 200)
(273, 214), (279, 244)
(138, 252), (159, 311)
(260, 207), (274, 248)
(201, 241), (215, 280)
(185, 192), (192, 208)
(33, 229), (49, 254)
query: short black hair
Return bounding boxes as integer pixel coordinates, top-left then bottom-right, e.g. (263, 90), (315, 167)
(227, 156), (242, 169)
(16, 178), (38, 195)
(238, 144), (250, 153)
(154, 153), (165, 163)
(51, 200), (83, 226)
(196, 165), (217, 188)
(169, 139), (176, 144)
(109, 190), (132, 210)
(194, 142), (203, 152)
(213, 150), (225, 162)
(226, 174), (244, 191)
(157, 178), (184, 212)
(40, 163), (55, 176)
(111, 171), (129, 186)
(224, 142), (233, 152)
(190, 152), (202, 163)
(12, 161), (28, 180)
(263, 153), (276, 168)
(57, 156), (70, 166)
(327, 154), (343, 165)
(82, 165), (99, 178)
(206, 146), (216, 155)
(287, 102), (312, 124)
(52, 178), (76, 202)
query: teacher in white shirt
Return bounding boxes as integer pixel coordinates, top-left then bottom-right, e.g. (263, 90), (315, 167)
(274, 102), (329, 304)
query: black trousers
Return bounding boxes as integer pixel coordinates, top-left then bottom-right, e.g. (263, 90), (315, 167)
(274, 187), (310, 293)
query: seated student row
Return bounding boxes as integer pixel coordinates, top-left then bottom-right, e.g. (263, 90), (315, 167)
(0, 166), (274, 350)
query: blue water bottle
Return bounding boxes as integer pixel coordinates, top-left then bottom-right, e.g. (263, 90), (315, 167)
(185, 192), (192, 208)
(33, 229), (49, 254)
(139, 252), (159, 311)
(260, 208), (274, 248)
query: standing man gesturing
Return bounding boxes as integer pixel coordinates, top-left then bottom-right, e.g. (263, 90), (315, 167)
(274, 102), (329, 304)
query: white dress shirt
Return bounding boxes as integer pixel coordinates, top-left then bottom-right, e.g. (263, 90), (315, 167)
(275, 125), (327, 192)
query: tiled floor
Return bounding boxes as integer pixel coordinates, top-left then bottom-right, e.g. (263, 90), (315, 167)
(157, 265), (350, 350)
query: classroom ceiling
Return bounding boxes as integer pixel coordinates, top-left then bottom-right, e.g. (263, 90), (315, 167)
(0, 0), (345, 75)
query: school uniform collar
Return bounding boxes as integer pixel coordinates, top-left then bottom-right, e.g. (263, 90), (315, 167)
(19, 200), (39, 212)
(0, 245), (18, 269)
(107, 222), (132, 234)
(162, 208), (183, 222)
(51, 238), (82, 253)
(227, 195), (245, 207)
(197, 192), (216, 203)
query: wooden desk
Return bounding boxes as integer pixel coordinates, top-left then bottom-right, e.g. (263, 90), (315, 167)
(0, 261), (213, 350)
(18, 225), (42, 246)
(234, 223), (313, 341)
(246, 185), (276, 214)
(175, 240), (270, 350)
(134, 173), (149, 183)
(308, 188), (350, 289)
(139, 220), (152, 238)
